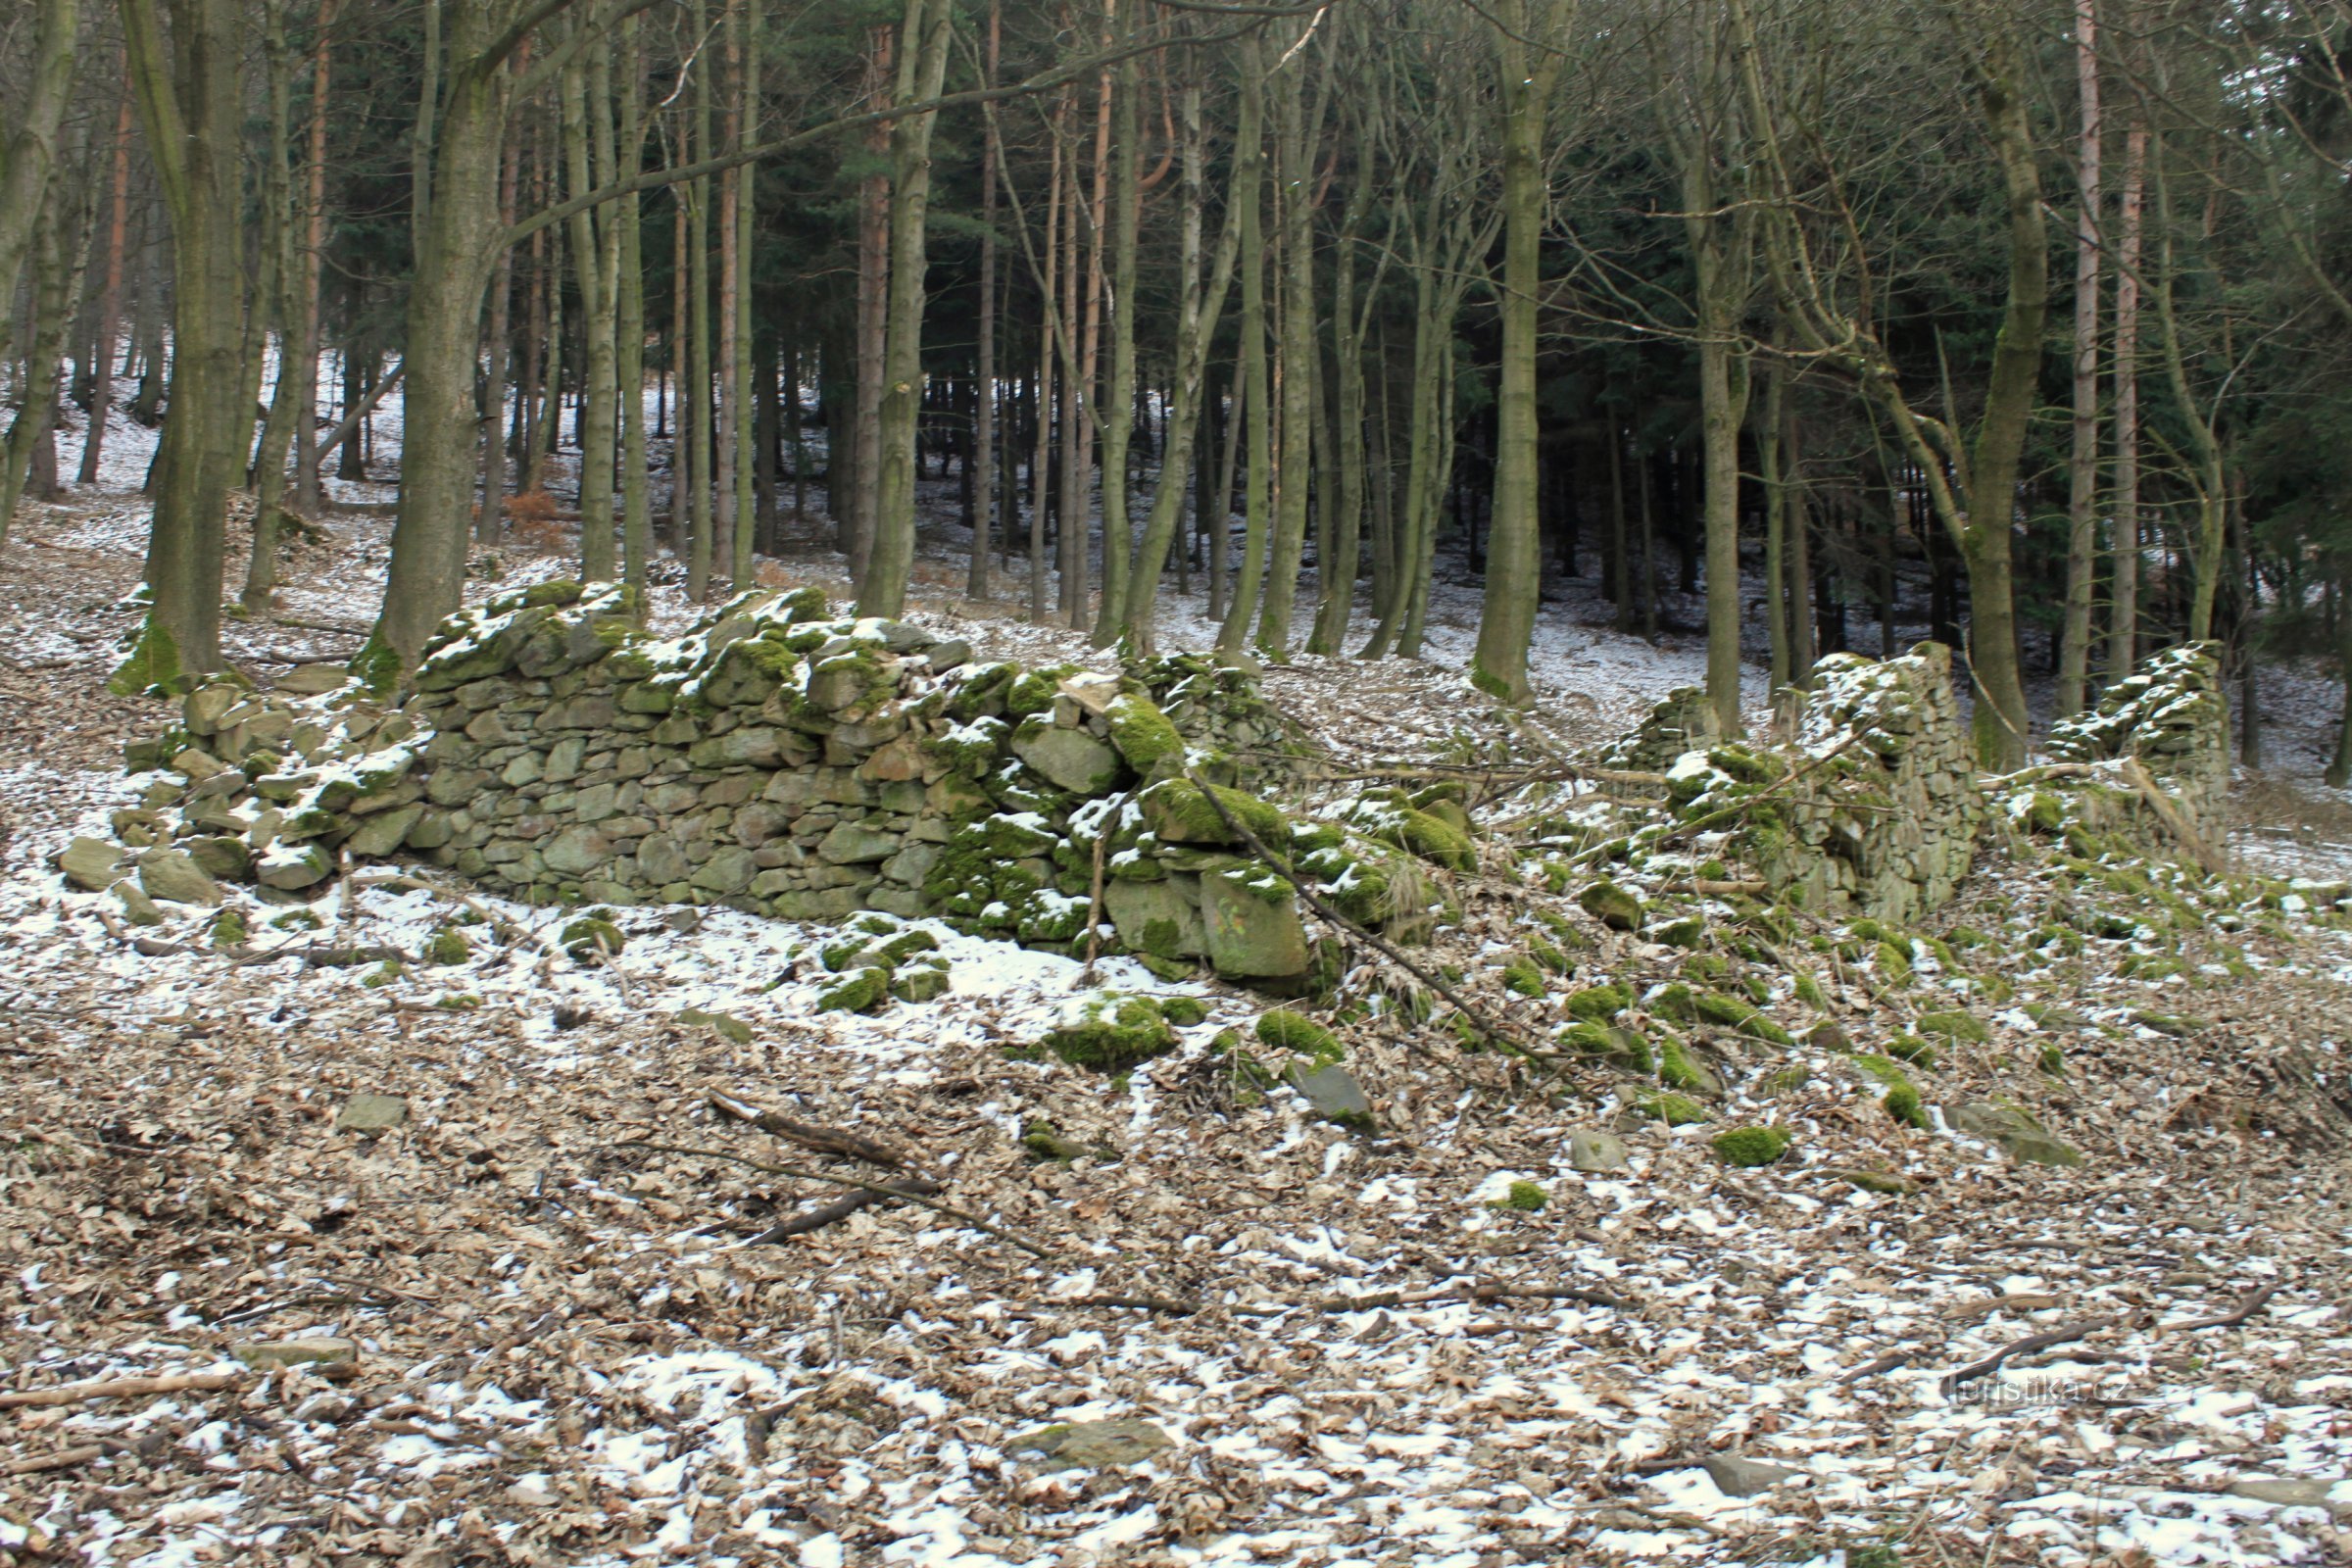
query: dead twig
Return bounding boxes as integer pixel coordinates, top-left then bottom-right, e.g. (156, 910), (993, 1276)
(705, 1090), (921, 1172)
(3, 1444), (114, 1476)
(0, 1370), (244, 1409)
(1062, 1281), (1638, 1318)
(2162, 1282), (2279, 1332)
(624, 1140), (1054, 1259)
(1938, 1318), (2116, 1396)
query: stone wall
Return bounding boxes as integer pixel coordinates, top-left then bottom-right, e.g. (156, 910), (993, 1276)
(1645, 643), (1986, 924)
(84, 582), (1432, 989)
(2042, 643), (2230, 848)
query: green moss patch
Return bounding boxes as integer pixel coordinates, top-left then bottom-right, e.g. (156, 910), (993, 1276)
(1711, 1125), (1791, 1166)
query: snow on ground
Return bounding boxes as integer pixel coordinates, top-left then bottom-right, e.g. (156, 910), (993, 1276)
(4, 416), (2352, 1566)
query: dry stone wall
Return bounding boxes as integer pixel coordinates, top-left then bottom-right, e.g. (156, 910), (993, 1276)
(2040, 643), (2230, 848)
(1647, 643), (1987, 925)
(82, 581), (1433, 988)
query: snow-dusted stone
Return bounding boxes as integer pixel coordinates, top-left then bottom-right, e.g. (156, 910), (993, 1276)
(1012, 724), (1121, 795)
(1949, 1102), (2082, 1167)
(1005, 1417), (1173, 1472)
(277, 662), (348, 695)
(58, 835), (128, 891)
(1568, 1130), (1629, 1172)
(2229, 1478), (2349, 1518)
(1700, 1455), (1806, 1496)
(137, 848), (224, 906)
(335, 1094), (409, 1135)
(234, 1338), (359, 1370)
(1286, 1062), (1373, 1130)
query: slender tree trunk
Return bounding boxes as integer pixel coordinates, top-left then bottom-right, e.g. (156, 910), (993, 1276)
(1090, 5), (1142, 646)
(1028, 122), (1063, 625)
(848, 24), (893, 587)
(1472, 0), (1572, 703)
(78, 85), (135, 488)
(0, 181), (92, 544)
(1786, 395), (1814, 682)
(0, 0), (79, 371)
(115, 0), (249, 686)
(617, 17), (649, 601)
(243, 0), (303, 612)
(2107, 119), (2146, 683)
(564, 44), (619, 579)
(968, 1), (1001, 601)
(1120, 49), (1245, 646)
(1217, 33), (1272, 659)
(477, 39), (522, 545)
(712, 0), (744, 588)
(2055, 0), (2103, 717)
(1255, 33), (1322, 657)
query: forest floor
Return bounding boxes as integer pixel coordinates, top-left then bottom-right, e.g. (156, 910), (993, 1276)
(5, 454), (2352, 1567)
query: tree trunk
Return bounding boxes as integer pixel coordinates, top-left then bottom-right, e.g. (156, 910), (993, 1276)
(244, 0), (305, 612)
(2107, 120), (2146, 683)
(368, 2), (532, 680)
(860, 0), (954, 618)
(0, 0), (79, 370)
(848, 24), (893, 588)
(79, 84), (135, 488)
(1090, 6), (1142, 646)
(968, 0), (1001, 601)
(1217, 33), (1272, 659)
(1472, 0), (1570, 704)
(2054, 0), (2102, 718)
(115, 0), (249, 688)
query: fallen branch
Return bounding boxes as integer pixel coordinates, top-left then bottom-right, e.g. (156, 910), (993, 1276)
(748, 1177), (947, 1245)
(623, 1140), (1054, 1259)
(2162, 1282), (2279, 1332)
(1062, 1280), (1637, 1318)
(1838, 1348), (1916, 1383)
(3, 1444), (113, 1476)
(0, 1370), (243, 1409)
(705, 1090), (920, 1172)
(1938, 1318), (2115, 1396)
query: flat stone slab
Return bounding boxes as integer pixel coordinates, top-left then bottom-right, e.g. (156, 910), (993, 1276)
(1700, 1455), (1806, 1497)
(1568, 1130), (1628, 1172)
(234, 1338), (359, 1371)
(1004, 1417), (1173, 1472)
(335, 1094), (410, 1135)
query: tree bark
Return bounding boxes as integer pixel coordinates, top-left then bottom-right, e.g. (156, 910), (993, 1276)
(1472, 0), (1572, 704)
(2055, 0), (2102, 718)
(860, 0), (954, 618)
(115, 0), (249, 687)
(2107, 119), (2146, 682)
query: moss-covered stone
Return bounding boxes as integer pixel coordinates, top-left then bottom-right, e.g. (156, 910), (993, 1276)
(1255, 1007), (1343, 1066)
(1502, 956), (1546, 997)
(1651, 983), (1793, 1046)
(1649, 914), (1708, 950)
(1578, 878), (1644, 931)
(560, 913), (625, 961)
(815, 966), (893, 1014)
(1633, 1091), (1710, 1126)
(1883, 1080), (1928, 1129)
(1137, 778), (1287, 848)
(1711, 1124), (1791, 1166)
(1041, 994), (1182, 1072)
(1103, 692), (1188, 775)
(1565, 982), (1631, 1022)
(422, 927), (470, 966)
(1160, 996), (1209, 1027)
(1560, 1021), (1653, 1072)
(1915, 1008), (1989, 1043)
(1490, 1179), (1548, 1212)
